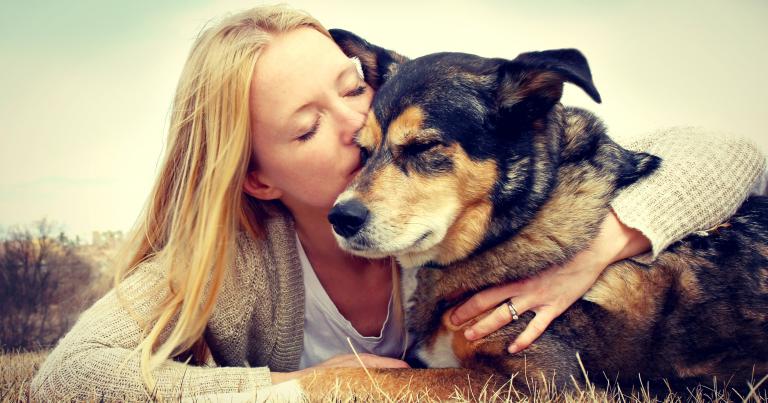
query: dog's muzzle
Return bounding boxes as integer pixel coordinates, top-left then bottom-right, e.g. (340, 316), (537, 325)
(328, 199), (369, 238)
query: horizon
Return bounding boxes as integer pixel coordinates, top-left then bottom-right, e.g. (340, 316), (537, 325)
(2, 0), (766, 241)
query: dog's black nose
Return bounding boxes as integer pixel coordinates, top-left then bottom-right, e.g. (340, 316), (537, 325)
(328, 200), (369, 238)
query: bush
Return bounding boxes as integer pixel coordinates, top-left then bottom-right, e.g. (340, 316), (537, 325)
(0, 220), (98, 350)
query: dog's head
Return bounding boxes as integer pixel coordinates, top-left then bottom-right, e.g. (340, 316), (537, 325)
(327, 29), (609, 268)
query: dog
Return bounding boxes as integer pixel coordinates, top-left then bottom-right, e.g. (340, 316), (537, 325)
(287, 29), (768, 400)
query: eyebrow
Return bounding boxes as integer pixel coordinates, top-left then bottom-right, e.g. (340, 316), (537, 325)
(289, 61), (360, 120)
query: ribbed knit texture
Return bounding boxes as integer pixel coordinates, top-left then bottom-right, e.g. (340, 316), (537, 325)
(30, 130), (766, 400)
(30, 217), (302, 401)
(613, 127), (766, 258)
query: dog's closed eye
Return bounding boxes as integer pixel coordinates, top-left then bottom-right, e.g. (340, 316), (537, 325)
(404, 140), (443, 156)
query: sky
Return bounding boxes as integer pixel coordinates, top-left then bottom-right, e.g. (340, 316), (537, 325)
(1, 0), (766, 241)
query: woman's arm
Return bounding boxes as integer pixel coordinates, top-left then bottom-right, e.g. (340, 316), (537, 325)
(451, 128), (766, 351)
(611, 127), (766, 258)
(30, 262), (272, 401)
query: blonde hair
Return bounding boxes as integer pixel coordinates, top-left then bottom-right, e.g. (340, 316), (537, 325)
(113, 5), (328, 390)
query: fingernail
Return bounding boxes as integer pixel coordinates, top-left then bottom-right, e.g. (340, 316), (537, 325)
(508, 344), (518, 354)
(464, 329), (475, 340)
(450, 312), (460, 325)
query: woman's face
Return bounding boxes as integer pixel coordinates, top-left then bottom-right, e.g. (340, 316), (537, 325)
(246, 28), (373, 215)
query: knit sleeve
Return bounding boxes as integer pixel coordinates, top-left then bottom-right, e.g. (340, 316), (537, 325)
(611, 127), (766, 258)
(29, 261), (273, 401)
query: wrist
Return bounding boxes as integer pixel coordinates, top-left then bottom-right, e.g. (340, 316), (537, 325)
(600, 209), (651, 264)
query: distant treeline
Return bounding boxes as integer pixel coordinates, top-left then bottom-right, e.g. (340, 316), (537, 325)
(0, 220), (112, 350)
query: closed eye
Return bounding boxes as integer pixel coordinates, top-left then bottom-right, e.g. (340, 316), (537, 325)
(346, 85), (366, 97)
(404, 140), (443, 155)
(296, 80), (366, 143)
(297, 118), (320, 142)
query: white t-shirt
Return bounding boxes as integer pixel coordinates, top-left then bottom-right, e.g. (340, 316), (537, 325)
(296, 234), (409, 369)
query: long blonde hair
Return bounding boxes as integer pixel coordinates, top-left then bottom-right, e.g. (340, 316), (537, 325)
(113, 5), (328, 390)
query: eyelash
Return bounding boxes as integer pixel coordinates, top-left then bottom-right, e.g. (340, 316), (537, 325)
(346, 85), (367, 97)
(297, 119), (319, 142)
(296, 85), (367, 142)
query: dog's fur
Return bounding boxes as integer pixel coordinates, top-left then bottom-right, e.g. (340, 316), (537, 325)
(294, 30), (768, 400)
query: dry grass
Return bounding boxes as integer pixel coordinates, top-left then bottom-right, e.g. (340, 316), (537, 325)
(2, 349), (766, 402)
(306, 368), (768, 403)
(1, 349), (47, 402)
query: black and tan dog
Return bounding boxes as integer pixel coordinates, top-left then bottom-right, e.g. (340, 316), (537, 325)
(283, 30), (768, 400)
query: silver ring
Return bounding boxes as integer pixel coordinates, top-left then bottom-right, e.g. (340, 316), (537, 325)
(506, 299), (519, 321)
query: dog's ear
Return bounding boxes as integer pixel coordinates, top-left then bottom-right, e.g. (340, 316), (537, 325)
(330, 28), (408, 90)
(498, 49), (601, 125)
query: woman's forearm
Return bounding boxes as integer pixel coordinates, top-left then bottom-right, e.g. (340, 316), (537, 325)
(612, 128), (765, 258)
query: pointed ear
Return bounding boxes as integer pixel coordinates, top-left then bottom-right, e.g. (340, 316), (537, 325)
(243, 171), (282, 201)
(330, 28), (409, 90)
(498, 49), (601, 124)
(616, 151), (661, 189)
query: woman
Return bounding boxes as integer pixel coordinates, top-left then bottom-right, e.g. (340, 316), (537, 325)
(30, 5), (765, 401)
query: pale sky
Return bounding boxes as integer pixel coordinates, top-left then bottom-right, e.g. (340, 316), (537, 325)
(1, 0), (766, 241)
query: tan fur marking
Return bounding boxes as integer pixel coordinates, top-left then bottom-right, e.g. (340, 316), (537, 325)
(759, 247), (768, 294)
(757, 244), (768, 259)
(357, 112), (382, 149)
(594, 260), (682, 323)
(584, 262), (665, 328)
(585, 253), (707, 330)
(450, 327), (476, 364)
(440, 309), (488, 363)
(435, 202), (493, 265)
(501, 71), (563, 108)
(356, 142), (497, 265)
(389, 106), (426, 146)
(513, 165), (613, 257)
(672, 361), (717, 378)
(562, 113), (589, 155)
(521, 71), (564, 101)
(299, 367), (496, 401)
(434, 146), (498, 265)
(656, 253), (708, 301)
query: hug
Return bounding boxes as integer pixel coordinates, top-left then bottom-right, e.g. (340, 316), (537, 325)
(32, 4), (767, 401)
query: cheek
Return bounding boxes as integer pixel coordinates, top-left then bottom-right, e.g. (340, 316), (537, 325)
(349, 88), (374, 115)
(287, 141), (351, 188)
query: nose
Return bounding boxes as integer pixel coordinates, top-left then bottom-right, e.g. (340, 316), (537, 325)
(328, 199), (369, 238)
(331, 100), (367, 145)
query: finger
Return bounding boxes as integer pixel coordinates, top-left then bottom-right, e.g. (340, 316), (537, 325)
(361, 356), (410, 368)
(451, 282), (524, 326)
(355, 354), (405, 367)
(464, 298), (529, 341)
(373, 357), (410, 368)
(507, 312), (554, 354)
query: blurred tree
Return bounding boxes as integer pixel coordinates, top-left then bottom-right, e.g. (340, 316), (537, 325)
(0, 220), (94, 350)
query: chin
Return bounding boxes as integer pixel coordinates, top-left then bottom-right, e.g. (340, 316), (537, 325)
(334, 230), (443, 268)
(334, 236), (390, 258)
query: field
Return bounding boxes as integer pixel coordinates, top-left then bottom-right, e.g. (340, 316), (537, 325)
(1, 350), (47, 402)
(2, 349), (766, 402)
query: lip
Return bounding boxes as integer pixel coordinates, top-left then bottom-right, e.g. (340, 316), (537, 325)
(346, 230), (433, 255)
(411, 231), (433, 248)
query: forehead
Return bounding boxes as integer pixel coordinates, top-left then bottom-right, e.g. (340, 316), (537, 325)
(249, 28), (347, 128)
(372, 53), (498, 137)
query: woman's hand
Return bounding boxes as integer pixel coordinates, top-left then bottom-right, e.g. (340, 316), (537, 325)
(450, 209), (651, 353)
(309, 353), (410, 369)
(271, 353), (409, 384)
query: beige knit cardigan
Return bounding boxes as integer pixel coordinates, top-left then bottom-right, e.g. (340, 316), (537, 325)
(30, 128), (767, 401)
